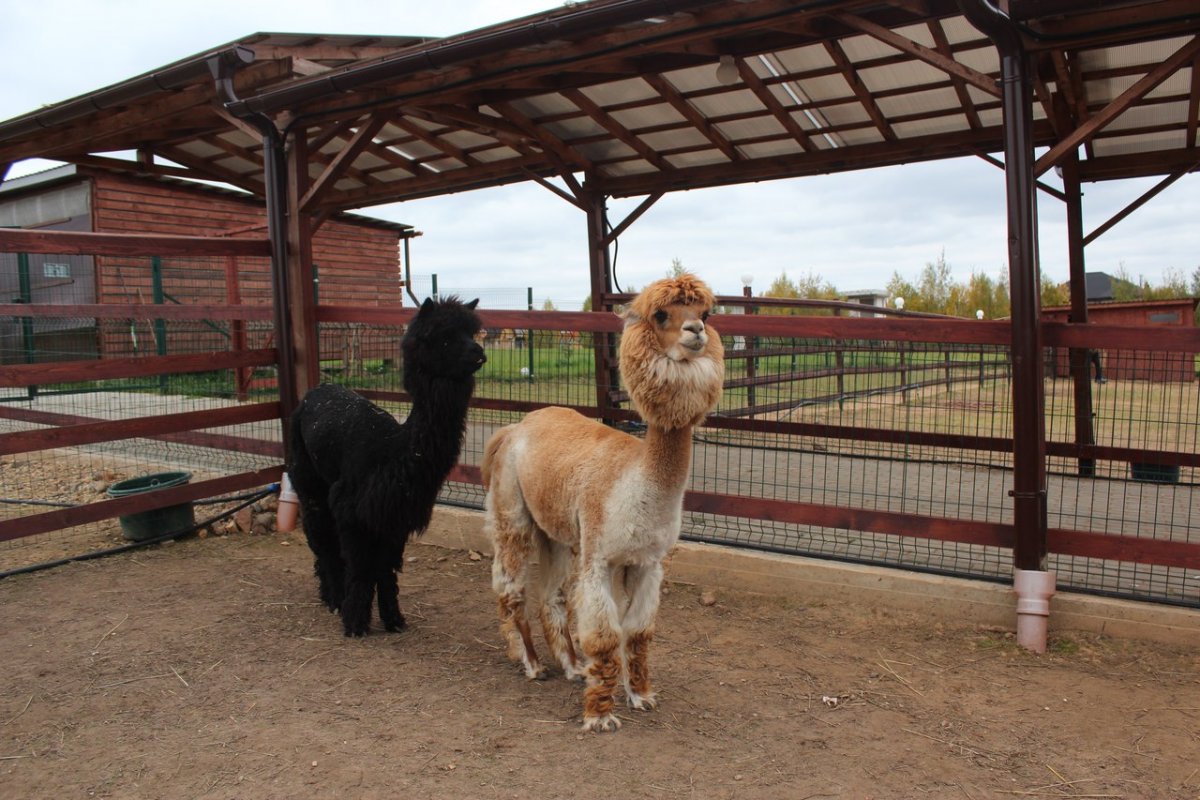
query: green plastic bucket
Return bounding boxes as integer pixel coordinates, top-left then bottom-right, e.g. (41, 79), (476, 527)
(106, 471), (195, 542)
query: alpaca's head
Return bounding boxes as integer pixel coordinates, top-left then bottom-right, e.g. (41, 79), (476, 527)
(619, 274), (725, 430)
(402, 296), (487, 388)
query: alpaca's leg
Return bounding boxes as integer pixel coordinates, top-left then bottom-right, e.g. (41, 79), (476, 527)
(375, 567), (405, 632)
(620, 561), (665, 711)
(337, 525), (375, 637)
(535, 534), (584, 680)
(487, 497), (545, 678)
(576, 560), (624, 732)
(298, 497), (344, 613)
(491, 554), (544, 679)
(375, 538), (407, 632)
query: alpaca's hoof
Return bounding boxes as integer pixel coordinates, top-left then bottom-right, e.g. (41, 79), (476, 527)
(581, 713), (622, 733)
(562, 663), (587, 683)
(627, 690), (658, 711)
(523, 663), (548, 681)
(382, 615), (407, 632)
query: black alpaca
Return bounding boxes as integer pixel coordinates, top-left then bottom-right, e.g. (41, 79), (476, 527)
(287, 296), (485, 636)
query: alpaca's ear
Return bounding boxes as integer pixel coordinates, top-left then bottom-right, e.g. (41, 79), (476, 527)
(419, 297), (436, 313)
(466, 298), (479, 310)
(617, 305), (641, 327)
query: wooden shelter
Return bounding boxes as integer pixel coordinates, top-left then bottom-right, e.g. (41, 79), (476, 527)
(0, 164), (414, 367)
(1, 0), (1198, 584)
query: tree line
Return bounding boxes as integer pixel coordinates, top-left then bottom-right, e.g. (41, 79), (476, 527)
(760, 252), (1200, 321)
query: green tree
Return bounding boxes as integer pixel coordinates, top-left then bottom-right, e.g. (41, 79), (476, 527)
(914, 250), (954, 313)
(1040, 274), (1069, 308)
(762, 270), (838, 315)
(667, 257), (687, 278)
(885, 272), (918, 312)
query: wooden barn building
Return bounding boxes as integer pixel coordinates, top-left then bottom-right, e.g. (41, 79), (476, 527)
(0, 165), (416, 369)
(1043, 297), (1199, 383)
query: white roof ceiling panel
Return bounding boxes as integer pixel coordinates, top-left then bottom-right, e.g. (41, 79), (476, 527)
(859, 61), (948, 93)
(716, 115), (789, 142)
(665, 148), (729, 169)
(688, 88), (770, 117)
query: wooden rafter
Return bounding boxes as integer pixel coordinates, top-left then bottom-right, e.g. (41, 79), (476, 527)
(1188, 52), (1200, 149)
(642, 73), (741, 162)
(489, 100), (595, 173)
(59, 154), (198, 181)
(1035, 35), (1200, 176)
(316, 152), (551, 210)
(562, 87), (673, 172)
(300, 113), (388, 211)
(824, 39), (896, 143)
(152, 144), (264, 194)
(928, 19), (981, 130)
(736, 56), (819, 153)
(1049, 49), (1092, 158)
(388, 116), (480, 167)
(835, 11), (1000, 99)
(402, 105), (537, 155)
(0, 60), (290, 164)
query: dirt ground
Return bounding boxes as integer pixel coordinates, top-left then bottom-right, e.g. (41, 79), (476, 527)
(2, 531), (1198, 800)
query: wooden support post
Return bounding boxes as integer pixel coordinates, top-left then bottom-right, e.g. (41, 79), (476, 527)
(1061, 148), (1097, 478)
(285, 128), (320, 402)
(584, 187), (617, 424)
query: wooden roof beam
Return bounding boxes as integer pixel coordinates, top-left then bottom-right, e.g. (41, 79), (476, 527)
(642, 73), (741, 162)
(489, 100), (596, 173)
(388, 116), (481, 167)
(823, 39), (896, 143)
(152, 144), (265, 194)
(401, 105), (538, 154)
(58, 153), (200, 181)
(1035, 35), (1200, 176)
(736, 56), (819, 153)
(1048, 49), (1092, 158)
(835, 11), (1000, 99)
(562, 87), (674, 172)
(300, 113), (389, 211)
(1188, 52), (1200, 149)
(928, 19), (981, 130)
(317, 152), (552, 210)
(0, 60), (291, 165)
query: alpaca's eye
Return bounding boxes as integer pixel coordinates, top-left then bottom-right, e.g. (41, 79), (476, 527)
(653, 310), (668, 324)
(701, 311), (710, 322)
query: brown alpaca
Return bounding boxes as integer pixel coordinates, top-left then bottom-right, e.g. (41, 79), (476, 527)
(482, 274), (725, 732)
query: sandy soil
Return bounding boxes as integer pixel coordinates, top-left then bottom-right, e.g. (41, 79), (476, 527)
(1, 531), (1198, 800)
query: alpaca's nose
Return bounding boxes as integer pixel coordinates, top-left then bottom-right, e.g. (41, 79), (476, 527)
(682, 319), (705, 335)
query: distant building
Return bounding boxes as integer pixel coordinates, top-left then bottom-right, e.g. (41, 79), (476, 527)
(842, 289), (888, 317)
(1042, 297), (1198, 382)
(1, 165), (416, 368)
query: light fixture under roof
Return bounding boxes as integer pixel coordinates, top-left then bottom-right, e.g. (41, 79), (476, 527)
(715, 55), (739, 85)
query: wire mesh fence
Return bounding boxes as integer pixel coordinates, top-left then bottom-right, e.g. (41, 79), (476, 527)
(1, 253), (281, 573)
(3, 259), (1197, 607)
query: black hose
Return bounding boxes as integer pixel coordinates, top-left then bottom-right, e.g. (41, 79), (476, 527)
(0, 487), (275, 580)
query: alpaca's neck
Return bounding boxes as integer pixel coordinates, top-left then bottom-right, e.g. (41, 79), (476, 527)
(404, 374), (473, 472)
(639, 423), (695, 496)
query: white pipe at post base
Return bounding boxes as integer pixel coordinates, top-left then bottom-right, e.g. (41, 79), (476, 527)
(276, 472), (299, 533)
(1013, 568), (1056, 653)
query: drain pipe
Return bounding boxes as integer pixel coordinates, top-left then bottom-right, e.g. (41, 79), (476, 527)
(207, 51), (301, 433)
(959, 0), (1055, 652)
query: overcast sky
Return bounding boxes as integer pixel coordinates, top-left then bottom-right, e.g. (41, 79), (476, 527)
(2, 0), (1196, 310)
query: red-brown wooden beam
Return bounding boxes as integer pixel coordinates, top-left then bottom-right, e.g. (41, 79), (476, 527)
(0, 229), (270, 257)
(0, 349), (277, 388)
(0, 467), (282, 544)
(0, 404), (283, 459)
(0, 403), (280, 457)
